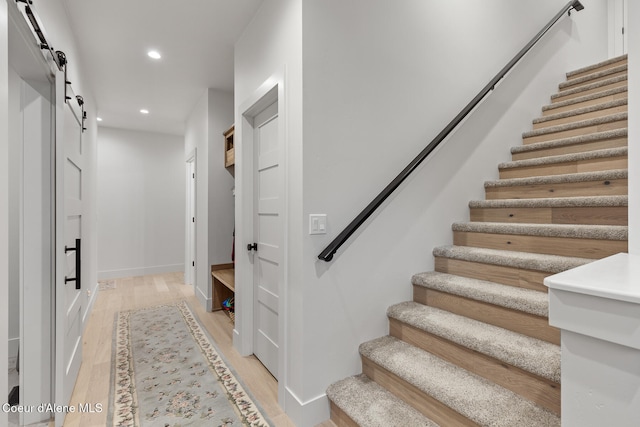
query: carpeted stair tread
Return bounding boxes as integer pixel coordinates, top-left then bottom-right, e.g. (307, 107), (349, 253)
(360, 336), (560, 427)
(566, 55), (627, 79)
(499, 147), (627, 170)
(511, 128), (627, 155)
(452, 221), (627, 241)
(433, 245), (592, 273)
(485, 168), (627, 188)
(327, 374), (440, 427)
(388, 302), (560, 382)
(550, 74), (627, 100)
(522, 112), (626, 139)
(412, 271), (549, 317)
(469, 195), (628, 209)
(558, 64), (627, 90)
(533, 98), (627, 125)
(328, 57), (627, 427)
(543, 86), (627, 113)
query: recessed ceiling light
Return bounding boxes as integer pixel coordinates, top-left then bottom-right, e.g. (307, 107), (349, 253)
(96, 117), (103, 122)
(140, 109), (149, 114)
(147, 50), (161, 60)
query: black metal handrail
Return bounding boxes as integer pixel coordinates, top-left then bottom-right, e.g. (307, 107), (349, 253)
(318, 0), (584, 262)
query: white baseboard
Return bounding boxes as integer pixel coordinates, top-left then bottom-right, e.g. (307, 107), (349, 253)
(285, 387), (330, 427)
(196, 285), (212, 311)
(83, 281), (100, 327)
(98, 263), (184, 280)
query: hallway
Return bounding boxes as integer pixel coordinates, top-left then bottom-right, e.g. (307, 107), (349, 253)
(63, 272), (294, 427)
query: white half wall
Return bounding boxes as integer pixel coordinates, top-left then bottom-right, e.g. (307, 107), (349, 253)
(97, 126), (185, 279)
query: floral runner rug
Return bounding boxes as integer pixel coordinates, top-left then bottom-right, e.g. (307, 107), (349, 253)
(108, 301), (272, 426)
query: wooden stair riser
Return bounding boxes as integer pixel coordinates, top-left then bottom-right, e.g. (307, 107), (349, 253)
(470, 205), (628, 226)
(551, 79), (627, 103)
(511, 136), (627, 161)
(485, 177), (628, 200)
(453, 230), (627, 259)
(434, 257), (549, 293)
(522, 119), (627, 145)
(533, 104), (627, 130)
(499, 156), (627, 179)
(558, 69), (627, 93)
(413, 287), (560, 344)
(566, 58), (627, 80)
(389, 319), (561, 415)
(330, 402), (359, 427)
(542, 91), (627, 117)
(361, 357), (479, 427)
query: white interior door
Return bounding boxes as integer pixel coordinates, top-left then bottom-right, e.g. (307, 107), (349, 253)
(54, 72), (84, 424)
(608, 0), (628, 56)
(252, 100), (280, 379)
(186, 158), (196, 286)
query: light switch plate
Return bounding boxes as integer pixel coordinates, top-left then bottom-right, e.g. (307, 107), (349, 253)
(309, 214), (327, 235)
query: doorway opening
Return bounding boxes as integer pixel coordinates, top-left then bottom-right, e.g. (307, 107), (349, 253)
(8, 4), (56, 425)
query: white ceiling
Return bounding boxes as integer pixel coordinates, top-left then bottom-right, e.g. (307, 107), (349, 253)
(63, 0), (264, 135)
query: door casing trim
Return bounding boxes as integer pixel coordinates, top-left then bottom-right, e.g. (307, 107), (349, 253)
(235, 69), (287, 408)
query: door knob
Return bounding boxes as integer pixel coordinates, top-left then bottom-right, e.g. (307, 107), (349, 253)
(247, 243), (258, 251)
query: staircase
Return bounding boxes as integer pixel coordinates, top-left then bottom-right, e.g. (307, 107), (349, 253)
(326, 55), (629, 426)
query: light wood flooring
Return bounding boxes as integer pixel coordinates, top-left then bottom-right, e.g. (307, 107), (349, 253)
(62, 272), (314, 427)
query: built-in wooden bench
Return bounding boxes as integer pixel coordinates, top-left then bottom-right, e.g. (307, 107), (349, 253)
(211, 263), (234, 313)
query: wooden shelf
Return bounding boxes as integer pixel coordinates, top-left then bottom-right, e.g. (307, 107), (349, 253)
(211, 263), (234, 313)
(212, 268), (235, 292)
(224, 125), (235, 168)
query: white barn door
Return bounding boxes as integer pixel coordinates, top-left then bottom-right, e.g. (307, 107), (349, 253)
(54, 73), (85, 425)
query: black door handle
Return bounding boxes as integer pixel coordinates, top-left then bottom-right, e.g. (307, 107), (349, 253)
(247, 243), (258, 251)
(64, 238), (81, 290)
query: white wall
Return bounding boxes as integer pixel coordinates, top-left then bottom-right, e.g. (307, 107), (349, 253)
(0, 2), (10, 425)
(97, 126), (185, 278)
(236, 0), (609, 425)
(207, 89), (235, 268)
(185, 92), (210, 306)
(629, 0), (639, 254)
(234, 0), (304, 419)
(185, 89), (234, 310)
